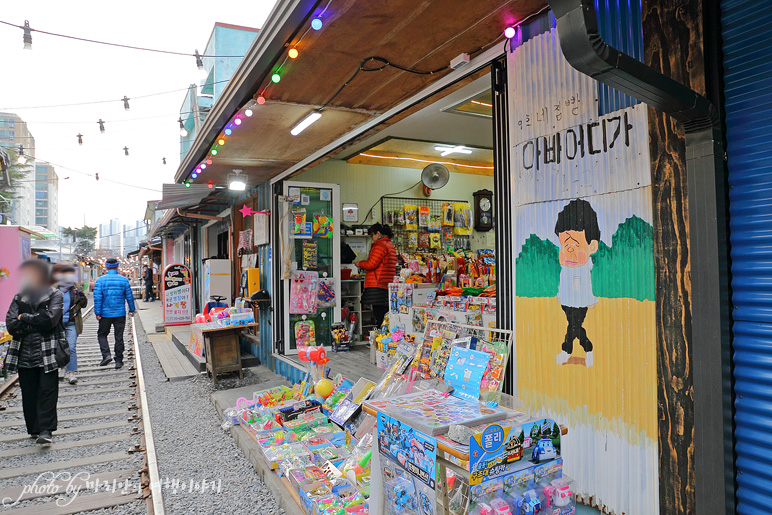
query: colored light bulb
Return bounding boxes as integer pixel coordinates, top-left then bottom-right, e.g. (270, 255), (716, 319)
(271, 73), (281, 83)
(504, 26), (516, 38)
(224, 128), (232, 136)
(185, 181), (190, 187)
(206, 158), (212, 165)
(234, 117), (242, 126)
(200, 163), (206, 169)
(311, 18), (322, 30)
(211, 149), (218, 156)
(245, 108), (253, 117)
(257, 96), (266, 105)
(218, 138), (225, 146)
(192, 173), (198, 179)
(288, 48), (299, 59)
(208, 182), (214, 189)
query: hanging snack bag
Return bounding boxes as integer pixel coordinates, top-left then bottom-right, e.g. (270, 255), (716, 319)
(407, 232), (418, 248)
(418, 206), (430, 227)
(453, 202), (473, 235)
(404, 204), (418, 230)
(418, 232), (430, 248)
(442, 203), (455, 226)
(429, 233), (441, 249)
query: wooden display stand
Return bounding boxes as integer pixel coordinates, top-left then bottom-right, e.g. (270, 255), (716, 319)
(200, 323), (258, 384)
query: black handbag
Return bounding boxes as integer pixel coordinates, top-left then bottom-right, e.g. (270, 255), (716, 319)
(55, 325), (71, 368)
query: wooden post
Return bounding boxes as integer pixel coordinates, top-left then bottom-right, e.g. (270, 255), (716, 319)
(643, 0), (705, 512)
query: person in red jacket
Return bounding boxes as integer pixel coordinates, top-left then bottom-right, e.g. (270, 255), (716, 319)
(356, 223), (397, 329)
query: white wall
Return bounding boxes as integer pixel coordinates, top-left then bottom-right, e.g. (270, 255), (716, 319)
(294, 159), (494, 225)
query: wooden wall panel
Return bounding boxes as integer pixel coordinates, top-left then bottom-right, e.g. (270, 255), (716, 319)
(643, 0), (705, 513)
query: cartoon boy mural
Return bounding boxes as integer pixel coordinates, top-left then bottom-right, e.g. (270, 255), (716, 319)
(554, 199), (600, 367)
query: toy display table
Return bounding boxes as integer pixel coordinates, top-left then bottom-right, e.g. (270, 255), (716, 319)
(200, 323), (258, 384)
(364, 401), (569, 515)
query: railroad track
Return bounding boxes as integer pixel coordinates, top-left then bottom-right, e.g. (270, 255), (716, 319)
(0, 308), (164, 514)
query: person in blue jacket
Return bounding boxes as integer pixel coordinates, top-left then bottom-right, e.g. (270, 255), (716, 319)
(93, 258), (135, 369)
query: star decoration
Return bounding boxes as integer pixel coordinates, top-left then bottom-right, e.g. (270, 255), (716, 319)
(239, 204), (256, 217)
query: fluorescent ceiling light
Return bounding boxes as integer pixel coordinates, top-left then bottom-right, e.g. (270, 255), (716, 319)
(291, 111), (322, 136)
(228, 170), (246, 191)
(435, 145), (473, 157)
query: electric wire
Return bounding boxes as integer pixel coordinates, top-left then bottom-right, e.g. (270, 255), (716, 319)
(0, 19), (244, 57)
(0, 81), (229, 110)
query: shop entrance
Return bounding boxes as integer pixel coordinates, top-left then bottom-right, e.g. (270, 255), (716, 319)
(274, 65), (502, 383)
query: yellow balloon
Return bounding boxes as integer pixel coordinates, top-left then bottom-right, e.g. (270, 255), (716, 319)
(315, 378), (335, 399)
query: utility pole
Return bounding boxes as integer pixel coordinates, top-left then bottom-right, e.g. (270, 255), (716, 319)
(191, 84), (202, 133)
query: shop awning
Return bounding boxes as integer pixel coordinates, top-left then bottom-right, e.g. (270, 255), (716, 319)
(156, 183), (217, 210)
(175, 0), (547, 190)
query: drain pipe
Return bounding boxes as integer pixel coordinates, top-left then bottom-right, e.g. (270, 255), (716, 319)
(546, 0), (732, 514)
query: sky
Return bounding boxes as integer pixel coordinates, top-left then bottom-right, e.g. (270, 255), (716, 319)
(0, 0), (277, 229)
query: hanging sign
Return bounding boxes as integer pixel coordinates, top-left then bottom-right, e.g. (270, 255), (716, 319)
(163, 264), (193, 326)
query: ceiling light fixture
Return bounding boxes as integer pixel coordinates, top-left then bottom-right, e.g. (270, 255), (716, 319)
(471, 100), (493, 108)
(290, 111), (322, 136)
(228, 169), (246, 191)
(504, 26), (516, 39)
(434, 145), (473, 157)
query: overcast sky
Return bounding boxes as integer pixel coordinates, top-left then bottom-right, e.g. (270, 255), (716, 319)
(0, 0), (277, 229)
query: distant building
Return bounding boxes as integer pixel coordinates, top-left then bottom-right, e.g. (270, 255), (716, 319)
(0, 112), (35, 226)
(98, 218), (122, 255)
(34, 162), (58, 231)
(179, 23), (259, 160)
(123, 220), (147, 256)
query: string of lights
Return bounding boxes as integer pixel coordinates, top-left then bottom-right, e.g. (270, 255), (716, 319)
(0, 19), (244, 58)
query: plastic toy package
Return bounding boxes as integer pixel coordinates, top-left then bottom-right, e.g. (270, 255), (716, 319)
(292, 208), (307, 235)
(317, 278), (336, 308)
(289, 270), (319, 314)
(294, 320), (316, 346)
(313, 213), (334, 238)
(386, 476), (417, 515)
(479, 340), (509, 394)
(302, 240), (318, 269)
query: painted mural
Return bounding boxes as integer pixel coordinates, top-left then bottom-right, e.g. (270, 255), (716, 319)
(508, 29), (658, 514)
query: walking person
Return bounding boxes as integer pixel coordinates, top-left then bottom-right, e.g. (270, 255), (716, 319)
(355, 223), (398, 329)
(5, 259), (67, 444)
(53, 264), (88, 384)
(94, 258), (135, 369)
(142, 264), (155, 302)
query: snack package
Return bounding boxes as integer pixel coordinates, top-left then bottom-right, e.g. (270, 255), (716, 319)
(442, 203), (455, 226)
(408, 232), (418, 248)
(418, 206), (430, 227)
(453, 202), (473, 235)
(418, 232), (430, 248)
(429, 233), (441, 249)
(404, 205), (418, 230)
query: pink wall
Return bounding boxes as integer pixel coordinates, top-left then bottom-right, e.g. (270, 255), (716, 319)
(164, 237), (174, 269)
(0, 227), (32, 317)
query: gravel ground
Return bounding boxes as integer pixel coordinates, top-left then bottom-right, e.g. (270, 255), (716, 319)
(134, 316), (284, 514)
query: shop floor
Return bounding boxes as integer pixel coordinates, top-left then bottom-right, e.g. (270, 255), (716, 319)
(286, 344), (383, 383)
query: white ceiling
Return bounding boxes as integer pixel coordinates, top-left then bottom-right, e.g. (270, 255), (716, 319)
(335, 73), (493, 158)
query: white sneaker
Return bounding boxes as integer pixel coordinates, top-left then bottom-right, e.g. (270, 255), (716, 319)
(585, 351), (593, 368)
(556, 351), (570, 365)
(67, 372), (78, 385)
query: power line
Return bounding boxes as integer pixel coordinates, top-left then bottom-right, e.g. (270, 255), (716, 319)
(0, 81), (229, 110)
(0, 19), (245, 58)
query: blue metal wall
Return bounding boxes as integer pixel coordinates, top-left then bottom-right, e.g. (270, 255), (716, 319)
(722, 1), (772, 512)
(595, 0), (644, 114)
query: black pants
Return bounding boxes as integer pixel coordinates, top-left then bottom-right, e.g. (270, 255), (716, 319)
(144, 283), (154, 301)
(18, 367), (59, 434)
(373, 304), (389, 329)
(98, 316), (126, 363)
(561, 305), (593, 354)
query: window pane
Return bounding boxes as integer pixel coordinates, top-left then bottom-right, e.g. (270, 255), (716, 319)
(35, 192), (46, 199)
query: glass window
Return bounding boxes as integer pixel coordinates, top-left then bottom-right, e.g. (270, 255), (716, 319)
(36, 208), (46, 216)
(35, 200), (46, 207)
(36, 183), (47, 191)
(35, 191), (46, 199)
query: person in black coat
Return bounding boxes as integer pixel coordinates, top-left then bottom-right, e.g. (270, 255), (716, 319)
(142, 264), (155, 302)
(4, 259), (65, 444)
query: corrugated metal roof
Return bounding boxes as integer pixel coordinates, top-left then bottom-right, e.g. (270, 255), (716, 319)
(723, 0), (772, 512)
(156, 183), (214, 210)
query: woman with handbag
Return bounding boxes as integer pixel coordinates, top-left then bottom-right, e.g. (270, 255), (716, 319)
(4, 259), (68, 445)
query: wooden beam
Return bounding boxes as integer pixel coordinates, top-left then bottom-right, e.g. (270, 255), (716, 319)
(347, 150), (494, 176)
(175, 208), (227, 221)
(643, 0), (704, 512)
